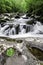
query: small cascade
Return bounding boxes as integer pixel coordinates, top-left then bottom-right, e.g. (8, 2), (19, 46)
(0, 25), (9, 34)
(9, 25), (16, 35)
(4, 28), (10, 35)
(19, 24), (26, 34)
(0, 14), (43, 36)
(33, 22), (43, 34)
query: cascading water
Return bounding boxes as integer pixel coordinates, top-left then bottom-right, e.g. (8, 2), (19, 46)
(9, 25), (16, 35)
(33, 22), (43, 34)
(0, 14), (43, 65)
(0, 25), (9, 35)
(19, 24), (26, 34)
(0, 14), (43, 37)
(4, 28), (10, 35)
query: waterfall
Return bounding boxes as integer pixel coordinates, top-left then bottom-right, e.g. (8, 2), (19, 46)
(0, 14), (43, 37)
(4, 28), (10, 35)
(9, 26), (16, 35)
(19, 24), (26, 34)
(1, 25), (9, 34)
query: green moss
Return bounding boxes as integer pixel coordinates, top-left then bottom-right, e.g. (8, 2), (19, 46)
(27, 20), (35, 24)
(6, 48), (15, 57)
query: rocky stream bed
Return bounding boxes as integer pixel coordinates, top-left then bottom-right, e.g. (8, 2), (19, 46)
(0, 13), (43, 65)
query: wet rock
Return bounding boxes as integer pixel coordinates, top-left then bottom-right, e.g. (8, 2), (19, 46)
(22, 16), (28, 19)
(15, 25), (19, 34)
(35, 15), (41, 19)
(4, 55), (26, 65)
(35, 16), (41, 21)
(3, 13), (10, 17)
(26, 42), (43, 61)
(0, 38), (42, 65)
(30, 14), (35, 19)
(10, 17), (14, 21)
(0, 14), (4, 19)
(21, 14), (28, 19)
(0, 14), (6, 24)
(15, 13), (20, 19)
(0, 13), (14, 22)
(15, 15), (20, 19)
(0, 20), (6, 25)
(26, 20), (35, 25)
(4, 18), (10, 21)
(0, 16), (10, 24)
(33, 15), (43, 24)
(39, 17), (43, 24)
(0, 53), (7, 65)
(18, 52), (22, 56)
(26, 13), (32, 17)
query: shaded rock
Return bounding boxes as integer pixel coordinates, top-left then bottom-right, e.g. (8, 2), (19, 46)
(26, 13), (32, 17)
(15, 25), (19, 34)
(4, 17), (10, 21)
(0, 19), (6, 24)
(0, 38), (42, 65)
(26, 41), (43, 61)
(0, 14), (4, 19)
(26, 20), (35, 25)
(3, 13), (10, 17)
(35, 15), (41, 19)
(30, 14), (35, 19)
(0, 16), (10, 24)
(15, 15), (20, 19)
(15, 13), (20, 19)
(22, 17), (28, 19)
(39, 17), (43, 24)
(34, 16), (43, 24)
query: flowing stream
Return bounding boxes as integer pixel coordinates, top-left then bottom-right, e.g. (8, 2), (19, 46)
(0, 15), (43, 36)
(0, 14), (43, 65)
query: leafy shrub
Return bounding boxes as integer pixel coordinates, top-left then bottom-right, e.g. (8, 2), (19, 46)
(0, 0), (43, 16)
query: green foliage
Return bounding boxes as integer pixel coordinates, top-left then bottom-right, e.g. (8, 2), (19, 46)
(0, 0), (43, 15)
(25, 0), (43, 15)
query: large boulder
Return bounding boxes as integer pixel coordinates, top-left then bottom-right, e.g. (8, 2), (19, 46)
(25, 38), (43, 61)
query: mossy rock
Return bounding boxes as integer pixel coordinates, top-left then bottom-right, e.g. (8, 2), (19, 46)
(40, 63), (43, 65)
(36, 16), (43, 23)
(6, 48), (15, 57)
(27, 20), (35, 25)
(26, 13), (32, 17)
(39, 17), (43, 23)
(0, 19), (6, 23)
(26, 45), (43, 61)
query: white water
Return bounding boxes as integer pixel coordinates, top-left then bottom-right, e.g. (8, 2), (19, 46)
(0, 14), (43, 38)
(0, 25), (9, 34)
(33, 22), (43, 34)
(9, 27), (16, 35)
(19, 23), (26, 34)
